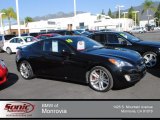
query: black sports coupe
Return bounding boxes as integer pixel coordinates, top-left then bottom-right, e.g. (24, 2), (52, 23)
(16, 36), (146, 92)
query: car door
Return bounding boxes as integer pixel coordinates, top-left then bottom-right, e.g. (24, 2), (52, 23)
(42, 39), (88, 81)
(39, 39), (68, 78)
(8, 38), (22, 52)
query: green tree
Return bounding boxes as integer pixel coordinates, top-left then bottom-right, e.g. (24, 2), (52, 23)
(154, 3), (160, 27)
(108, 9), (112, 17)
(127, 6), (139, 26)
(97, 14), (102, 20)
(142, 0), (156, 26)
(1, 7), (17, 34)
(115, 11), (119, 18)
(25, 16), (34, 26)
(25, 16), (34, 23)
(101, 9), (105, 15)
(128, 6), (134, 19)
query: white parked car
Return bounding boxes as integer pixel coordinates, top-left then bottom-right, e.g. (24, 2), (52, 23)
(130, 27), (146, 33)
(3, 36), (38, 54)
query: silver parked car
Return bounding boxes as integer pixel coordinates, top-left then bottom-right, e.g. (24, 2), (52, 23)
(130, 27), (146, 33)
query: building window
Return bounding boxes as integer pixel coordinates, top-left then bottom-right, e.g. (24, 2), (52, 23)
(79, 22), (84, 27)
(48, 21), (56, 25)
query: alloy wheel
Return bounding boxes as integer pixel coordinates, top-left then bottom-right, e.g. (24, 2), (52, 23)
(19, 61), (33, 79)
(143, 53), (157, 68)
(89, 67), (113, 92)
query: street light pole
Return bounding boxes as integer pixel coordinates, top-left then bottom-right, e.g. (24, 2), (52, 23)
(74, 0), (77, 17)
(73, 0), (77, 30)
(123, 12), (128, 31)
(132, 11), (139, 27)
(15, 0), (21, 37)
(24, 19), (27, 33)
(0, 13), (5, 34)
(116, 5), (124, 31)
(123, 12), (128, 18)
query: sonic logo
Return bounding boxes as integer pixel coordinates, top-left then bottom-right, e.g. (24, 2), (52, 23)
(4, 102), (35, 114)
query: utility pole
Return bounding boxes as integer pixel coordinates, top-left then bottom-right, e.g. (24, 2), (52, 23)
(0, 12), (5, 34)
(15, 0), (21, 37)
(116, 5), (124, 31)
(132, 11), (139, 27)
(123, 12), (128, 31)
(74, 0), (77, 17)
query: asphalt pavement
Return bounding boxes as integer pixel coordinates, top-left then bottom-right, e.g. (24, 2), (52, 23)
(0, 32), (160, 99)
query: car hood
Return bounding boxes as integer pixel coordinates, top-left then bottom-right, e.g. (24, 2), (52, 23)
(86, 48), (142, 63)
(136, 40), (160, 47)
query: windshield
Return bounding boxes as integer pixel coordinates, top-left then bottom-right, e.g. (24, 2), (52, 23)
(73, 31), (81, 35)
(64, 36), (104, 51)
(119, 32), (141, 42)
(23, 36), (38, 42)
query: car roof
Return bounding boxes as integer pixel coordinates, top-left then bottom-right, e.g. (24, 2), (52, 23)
(89, 31), (121, 35)
(10, 36), (34, 40)
(49, 35), (86, 41)
(39, 33), (59, 36)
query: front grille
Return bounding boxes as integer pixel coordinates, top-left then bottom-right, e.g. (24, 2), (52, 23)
(130, 74), (140, 82)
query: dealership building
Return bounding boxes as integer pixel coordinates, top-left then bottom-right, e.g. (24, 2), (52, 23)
(1, 12), (135, 34)
(27, 13), (134, 32)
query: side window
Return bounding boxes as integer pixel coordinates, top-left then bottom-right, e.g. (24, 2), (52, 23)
(92, 34), (106, 44)
(58, 41), (71, 53)
(43, 40), (52, 52)
(43, 40), (71, 53)
(32, 41), (43, 51)
(108, 34), (129, 45)
(17, 38), (23, 43)
(10, 38), (16, 43)
(107, 34), (119, 44)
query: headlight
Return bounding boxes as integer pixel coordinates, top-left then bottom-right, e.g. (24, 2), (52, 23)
(158, 48), (160, 52)
(109, 59), (133, 67)
(0, 60), (6, 69)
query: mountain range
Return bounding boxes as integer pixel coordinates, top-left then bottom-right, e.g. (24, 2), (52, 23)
(32, 1), (160, 21)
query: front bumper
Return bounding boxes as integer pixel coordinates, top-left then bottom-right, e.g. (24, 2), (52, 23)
(112, 64), (146, 87)
(0, 68), (8, 85)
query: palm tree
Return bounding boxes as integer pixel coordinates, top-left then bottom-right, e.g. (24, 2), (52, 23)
(154, 3), (160, 27)
(1, 7), (17, 34)
(142, 0), (156, 27)
(25, 16), (34, 28)
(25, 16), (34, 23)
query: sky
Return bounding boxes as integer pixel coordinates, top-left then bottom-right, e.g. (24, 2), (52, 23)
(0, 0), (159, 20)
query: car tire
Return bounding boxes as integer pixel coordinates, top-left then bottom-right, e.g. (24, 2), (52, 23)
(19, 61), (34, 80)
(6, 47), (12, 54)
(143, 52), (157, 68)
(0, 48), (3, 53)
(88, 66), (113, 92)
